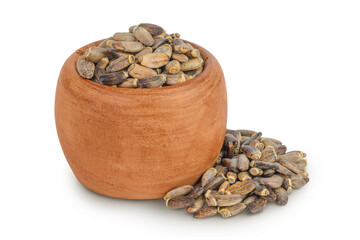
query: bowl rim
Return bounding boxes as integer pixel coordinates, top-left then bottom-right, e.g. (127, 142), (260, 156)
(70, 39), (218, 95)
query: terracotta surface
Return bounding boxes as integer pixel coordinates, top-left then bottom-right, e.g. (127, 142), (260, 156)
(55, 40), (227, 199)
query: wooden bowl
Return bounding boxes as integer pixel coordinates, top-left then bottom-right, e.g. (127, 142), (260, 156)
(55, 40), (227, 199)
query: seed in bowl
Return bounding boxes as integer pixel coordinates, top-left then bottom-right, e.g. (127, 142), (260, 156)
(76, 23), (204, 88)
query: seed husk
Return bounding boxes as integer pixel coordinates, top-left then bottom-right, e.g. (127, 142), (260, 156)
(180, 57), (204, 71)
(106, 55), (135, 72)
(165, 60), (181, 74)
(201, 167), (217, 187)
(99, 71), (128, 85)
(163, 185), (194, 201)
(237, 154), (250, 171)
(133, 26), (155, 46)
(113, 41), (145, 53)
(247, 198), (267, 215)
(241, 145), (262, 160)
(186, 195), (205, 213)
(77, 57), (95, 79)
(113, 32), (137, 41)
(137, 74), (166, 88)
(172, 53), (189, 62)
(118, 78), (138, 88)
(127, 63), (157, 79)
(193, 206), (218, 218)
(273, 187), (288, 205)
(225, 180), (256, 195)
(139, 53), (169, 68)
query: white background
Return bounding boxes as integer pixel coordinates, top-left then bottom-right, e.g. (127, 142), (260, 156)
(1, 0), (358, 239)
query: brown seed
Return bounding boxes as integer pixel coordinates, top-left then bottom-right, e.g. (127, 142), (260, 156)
(240, 136), (250, 145)
(286, 151), (306, 159)
(186, 195), (205, 214)
(106, 55), (135, 72)
(273, 145), (287, 155)
(260, 137), (282, 145)
(173, 38), (190, 53)
(170, 33), (180, 39)
(242, 132), (262, 146)
(84, 47), (108, 63)
(261, 138), (277, 148)
(165, 60), (181, 74)
(215, 165), (228, 177)
(113, 32), (137, 41)
(254, 175), (283, 188)
(193, 206), (218, 218)
(203, 174), (226, 192)
(163, 185), (194, 201)
(118, 78), (138, 88)
(290, 174), (309, 189)
(96, 57), (109, 69)
(128, 25), (137, 33)
(247, 198), (267, 215)
(274, 163), (293, 176)
(201, 167), (217, 187)
(135, 47), (153, 61)
(172, 53), (189, 63)
(186, 66), (204, 79)
(99, 71), (128, 85)
(222, 157), (239, 173)
(166, 195), (196, 209)
(186, 48), (201, 58)
(243, 195), (258, 206)
(219, 203), (246, 218)
(138, 74), (166, 88)
(180, 58), (204, 71)
(279, 159), (301, 174)
(238, 129), (256, 137)
(107, 48), (131, 59)
(273, 187), (288, 205)
(152, 37), (170, 49)
(227, 172), (237, 184)
(259, 147), (277, 162)
(249, 139), (264, 151)
(237, 154), (250, 171)
(93, 68), (106, 84)
(238, 171), (252, 182)
(133, 26), (155, 46)
(249, 167), (263, 176)
(253, 181), (269, 196)
(164, 72), (187, 85)
(154, 43), (173, 58)
(113, 41), (145, 53)
(295, 159), (307, 170)
(205, 190), (245, 207)
(223, 133), (238, 158)
(225, 180), (256, 195)
(241, 145), (261, 160)
(139, 53), (169, 68)
(263, 169), (276, 177)
(281, 176), (294, 193)
(127, 63), (157, 79)
(77, 57), (95, 79)
(138, 23), (165, 37)
(218, 181), (230, 195)
(250, 160), (277, 170)
(265, 188), (277, 202)
(277, 152), (303, 162)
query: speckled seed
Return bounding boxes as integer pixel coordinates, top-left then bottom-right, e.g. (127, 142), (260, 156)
(250, 160), (277, 170)
(163, 185), (194, 201)
(273, 145), (287, 155)
(260, 137), (282, 145)
(238, 171), (252, 182)
(273, 187), (288, 205)
(201, 168), (218, 187)
(186, 195), (205, 214)
(186, 48), (201, 58)
(165, 60), (181, 74)
(260, 138), (277, 148)
(222, 158), (239, 173)
(259, 147), (277, 162)
(215, 165), (228, 177)
(237, 154), (250, 171)
(166, 195), (196, 209)
(274, 163), (293, 176)
(139, 53), (169, 68)
(84, 47), (108, 63)
(290, 174), (309, 189)
(118, 78), (138, 88)
(247, 198), (267, 215)
(254, 181), (269, 196)
(279, 159), (301, 174)
(218, 181), (230, 195)
(77, 57), (95, 79)
(225, 180), (256, 195)
(263, 169), (276, 177)
(127, 63), (157, 79)
(164, 72), (186, 85)
(107, 48), (131, 59)
(133, 26), (155, 46)
(242, 132), (262, 146)
(135, 47), (153, 61)
(205, 190), (245, 207)
(98, 71), (128, 85)
(219, 202), (246, 218)
(266, 188), (277, 202)
(152, 37), (170, 49)
(193, 206), (218, 218)
(137, 74), (166, 88)
(203, 175), (226, 192)
(154, 44), (173, 58)
(173, 38), (190, 53)
(138, 23), (165, 37)
(180, 58), (203, 71)
(113, 41), (145, 53)
(249, 167), (263, 176)
(186, 65), (204, 79)
(254, 175), (283, 188)
(106, 55), (135, 72)
(172, 53), (189, 62)
(96, 57), (109, 69)
(241, 145), (262, 160)
(227, 172), (237, 184)
(113, 32), (137, 41)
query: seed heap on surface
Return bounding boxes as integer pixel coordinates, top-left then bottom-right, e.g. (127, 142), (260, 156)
(164, 129), (309, 218)
(76, 23), (204, 88)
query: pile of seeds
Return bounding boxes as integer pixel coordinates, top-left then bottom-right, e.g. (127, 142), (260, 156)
(164, 129), (309, 218)
(76, 23), (204, 88)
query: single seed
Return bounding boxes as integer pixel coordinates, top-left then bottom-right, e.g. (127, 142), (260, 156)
(154, 43), (172, 58)
(205, 190), (245, 207)
(99, 71), (128, 85)
(118, 78), (138, 88)
(163, 185), (194, 201)
(107, 48), (131, 59)
(223, 133), (238, 158)
(152, 37), (170, 49)
(166, 195), (196, 209)
(135, 47), (153, 61)
(173, 38), (190, 53)
(237, 154), (250, 171)
(193, 206), (218, 218)
(225, 180), (256, 195)
(113, 32), (137, 41)
(137, 74), (166, 88)
(186, 66), (204, 79)
(227, 172), (237, 184)
(106, 55), (135, 72)
(261, 138), (278, 148)
(84, 47), (108, 63)
(165, 60), (181, 74)
(247, 198), (267, 215)
(113, 41), (145, 53)
(249, 167), (263, 176)
(164, 72), (186, 85)
(133, 26), (155, 46)
(222, 157), (239, 173)
(138, 23), (164, 37)
(238, 171), (252, 182)
(172, 53), (189, 62)
(180, 58), (204, 71)
(203, 175), (226, 192)
(219, 203), (246, 218)
(273, 187), (288, 205)
(218, 181), (230, 195)
(273, 145), (287, 155)
(127, 63), (157, 79)
(279, 159), (301, 174)
(77, 57), (95, 79)
(186, 195), (205, 214)
(139, 53), (169, 68)
(263, 169), (276, 177)
(241, 145), (262, 160)
(201, 168), (217, 187)
(254, 175), (283, 188)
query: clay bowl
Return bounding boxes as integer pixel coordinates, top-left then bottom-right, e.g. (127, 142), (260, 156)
(55, 40), (227, 199)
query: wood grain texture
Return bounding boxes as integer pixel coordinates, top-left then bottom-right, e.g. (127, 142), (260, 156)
(55, 40), (227, 199)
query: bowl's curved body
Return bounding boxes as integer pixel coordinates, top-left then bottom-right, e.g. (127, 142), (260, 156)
(55, 40), (227, 199)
